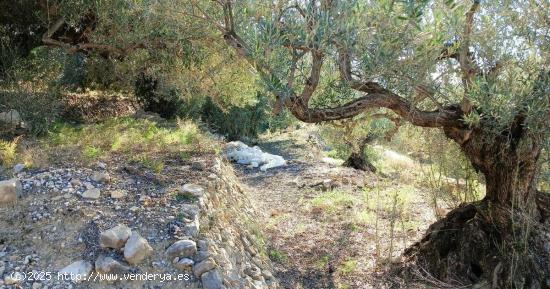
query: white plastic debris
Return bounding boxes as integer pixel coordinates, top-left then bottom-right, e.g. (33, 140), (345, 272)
(225, 141), (286, 171)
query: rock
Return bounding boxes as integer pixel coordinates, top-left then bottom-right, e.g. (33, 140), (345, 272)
(58, 260), (93, 283)
(32, 282), (42, 289)
(110, 190), (126, 199)
(100, 224), (132, 249)
(201, 269), (223, 289)
(4, 272), (23, 285)
(70, 179), (81, 186)
(82, 188), (101, 199)
(191, 161), (206, 171)
(245, 266), (262, 281)
(91, 172), (110, 183)
(252, 280), (268, 289)
(197, 240), (209, 251)
(0, 179), (22, 204)
(84, 182), (95, 190)
(184, 220), (200, 237)
(23, 255), (32, 264)
(321, 179), (334, 191)
(174, 258), (194, 270)
(195, 250), (211, 262)
(123, 232), (153, 265)
(0, 109), (22, 125)
(95, 256), (130, 274)
(13, 163), (25, 174)
(181, 204), (200, 219)
(244, 266), (261, 277)
(182, 184), (204, 197)
(166, 240), (197, 259)
(193, 258), (216, 277)
(262, 270), (273, 280)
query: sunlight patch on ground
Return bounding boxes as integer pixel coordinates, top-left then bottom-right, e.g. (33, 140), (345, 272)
(374, 145), (415, 169)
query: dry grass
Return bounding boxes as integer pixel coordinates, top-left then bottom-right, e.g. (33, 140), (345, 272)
(12, 117), (217, 169)
(0, 136), (20, 167)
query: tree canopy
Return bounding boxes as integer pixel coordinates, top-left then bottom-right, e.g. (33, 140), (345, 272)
(186, 0), (549, 204)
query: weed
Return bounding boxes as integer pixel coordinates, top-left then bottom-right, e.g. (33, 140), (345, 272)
(110, 135), (123, 151)
(39, 117), (214, 165)
(338, 259), (358, 275)
(267, 214), (288, 230)
(82, 145), (103, 160)
(172, 191), (198, 203)
(311, 191), (357, 215)
(133, 155), (164, 173)
(0, 136), (19, 167)
(315, 255), (331, 269)
(179, 151), (191, 160)
(268, 249), (288, 263)
(207, 213), (218, 229)
(354, 210), (374, 225)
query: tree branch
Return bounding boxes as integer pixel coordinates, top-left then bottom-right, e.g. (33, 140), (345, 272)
(445, 0), (481, 113)
(300, 51), (324, 103)
(42, 16), (169, 58)
(288, 90), (462, 128)
(217, 1), (464, 130)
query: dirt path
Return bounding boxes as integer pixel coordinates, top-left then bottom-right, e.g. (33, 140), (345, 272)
(231, 129), (438, 289)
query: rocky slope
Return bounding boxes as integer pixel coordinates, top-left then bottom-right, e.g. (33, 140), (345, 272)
(0, 154), (277, 289)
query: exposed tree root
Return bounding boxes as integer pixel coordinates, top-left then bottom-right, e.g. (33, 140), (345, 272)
(403, 198), (550, 289)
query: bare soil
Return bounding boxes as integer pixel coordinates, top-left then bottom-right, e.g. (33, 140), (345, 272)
(232, 128), (439, 289)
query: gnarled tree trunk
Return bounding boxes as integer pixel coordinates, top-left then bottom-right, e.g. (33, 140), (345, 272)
(445, 119), (541, 207)
(404, 123), (549, 288)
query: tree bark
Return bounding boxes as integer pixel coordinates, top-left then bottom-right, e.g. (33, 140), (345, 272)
(444, 119), (541, 206)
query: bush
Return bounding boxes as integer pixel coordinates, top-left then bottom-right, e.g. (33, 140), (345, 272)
(0, 47), (63, 135)
(320, 118), (391, 162)
(389, 124), (484, 206)
(0, 90), (60, 135)
(201, 95), (293, 141)
(134, 71), (293, 140)
(134, 73), (186, 119)
(201, 96), (269, 141)
(59, 53), (87, 89)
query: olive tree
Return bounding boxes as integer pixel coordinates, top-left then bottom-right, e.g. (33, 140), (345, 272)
(191, 0), (549, 286)
(1, 0), (260, 123)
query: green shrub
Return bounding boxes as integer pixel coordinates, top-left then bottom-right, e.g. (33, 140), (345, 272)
(59, 53), (87, 89)
(0, 47), (63, 135)
(171, 191), (198, 203)
(201, 95), (292, 141)
(134, 73), (186, 119)
(0, 90), (60, 135)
